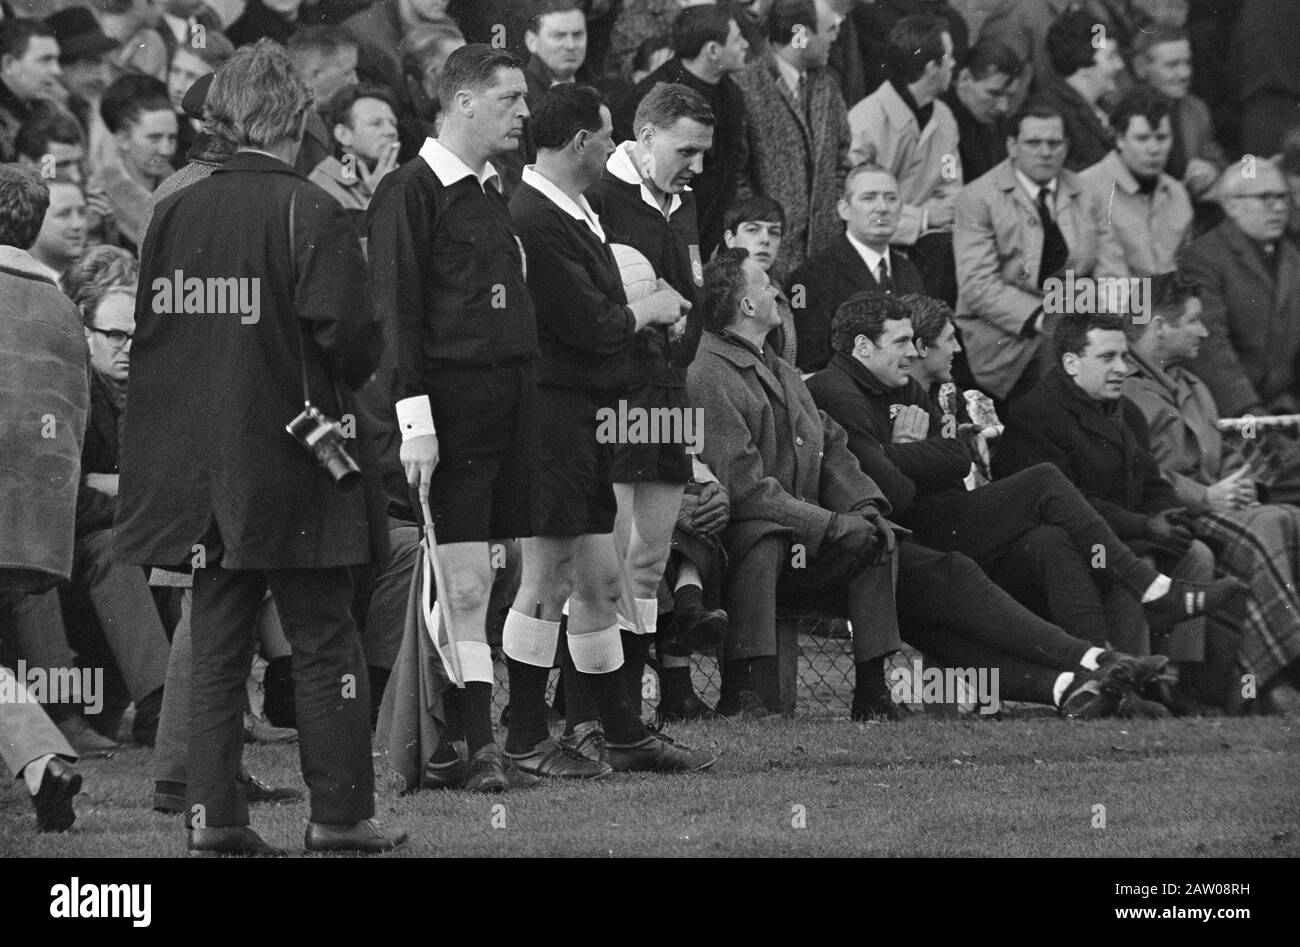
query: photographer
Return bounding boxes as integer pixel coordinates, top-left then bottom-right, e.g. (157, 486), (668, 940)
(113, 41), (403, 856)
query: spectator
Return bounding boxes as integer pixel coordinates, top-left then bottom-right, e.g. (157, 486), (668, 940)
(397, 22), (464, 141)
(614, 3), (749, 256)
(284, 26), (356, 174)
(309, 82), (399, 214)
(28, 178), (88, 280)
(90, 74), (177, 250)
(788, 163), (925, 373)
(1131, 25), (1224, 205)
(734, 0), (851, 283)
(0, 19), (63, 162)
(941, 36), (1023, 183)
(1078, 86), (1192, 275)
(847, 0), (969, 104)
(114, 40), (401, 856)
(848, 14), (959, 303)
(164, 28), (234, 167)
(1229, 0), (1300, 157)
(226, 0), (303, 47)
(0, 666), (82, 832)
(157, 0), (226, 64)
(1122, 271), (1300, 710)
(15, 101), (87, 183)
(952, 102), (1125, 406)
(1036, 7), (1125, 171)
(995, 310), (1246, 707)
(143, 71), (236, 236)
(45, 7), (116, 165)
(97, 0), (170, 81)
(722, 193), (796, 363)
(605, 0), (701, 82)
(62, 245), (169, 747)
(1183, 159), (1300, 418)
(631, 34), (672, 84)
(345, 0), (455, 99)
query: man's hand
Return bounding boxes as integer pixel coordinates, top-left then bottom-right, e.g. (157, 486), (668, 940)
(1205, 467), (1256, 512)
(690, 480), (729, 536)
(362, 141), (400, 191)
(401, 433), (439, 501)
(84, 472), (119, 498)
(629, 283), (690, 332)
(825, 511), (879, 561)
(84, 187), (114, 221)
(1183, 158), (1218, 196)
(1144, 509), (1195, 556)
(859, 507), (897, 565)
(890, 404), (930, 443)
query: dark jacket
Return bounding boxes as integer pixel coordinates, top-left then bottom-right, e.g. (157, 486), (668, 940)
(509, 178), (635, 393)
(613, 57), (748, 258)
(1035, 73), (1113, 173)
(994, 365), (1180, 539)
(114, 152), (385, 571)
(787, 234), (924, 372)
(75, 369), (123, 537)
(805, 353), (971, 528)
(685, 330), (890, 565)
(942, 88), (1007, 184)
(0, 77), (32, 163)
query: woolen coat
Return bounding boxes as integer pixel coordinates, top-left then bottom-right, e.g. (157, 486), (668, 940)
(734, 48), (852, 283)
(114, 152), (386, 571)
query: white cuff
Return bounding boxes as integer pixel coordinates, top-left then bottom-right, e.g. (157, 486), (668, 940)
(395, 395), (436, 441)
(502, 609), (560, 668)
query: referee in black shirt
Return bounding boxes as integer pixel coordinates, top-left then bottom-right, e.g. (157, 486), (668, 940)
(367, 45), (536, 793)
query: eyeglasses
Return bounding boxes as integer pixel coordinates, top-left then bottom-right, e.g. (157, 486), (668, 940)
(1235, 192), (1290, 206)
(89, 326), (133, 347)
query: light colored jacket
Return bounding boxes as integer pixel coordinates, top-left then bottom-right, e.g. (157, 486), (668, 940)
(952, 157), (1125, 399)
(308, 155), (376, 213)
(847, 80), (961, 246)
(1078, 150), (1193, 276)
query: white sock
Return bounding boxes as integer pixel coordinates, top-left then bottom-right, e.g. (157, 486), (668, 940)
(1052, 672), (1074, 707)
(1079, 647), (1105, 670)
(1141, 575), (1172, 603)
(454, 640), (495, 684)
(568, 624), (624, 674)
(501, 609), (560, 668)
(23, 754), (55, 796)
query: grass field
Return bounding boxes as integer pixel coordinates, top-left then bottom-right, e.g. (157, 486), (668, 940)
(3, 710), (1298, 858)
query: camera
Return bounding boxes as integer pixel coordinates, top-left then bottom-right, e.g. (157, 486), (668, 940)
(287, 402), (361, 484)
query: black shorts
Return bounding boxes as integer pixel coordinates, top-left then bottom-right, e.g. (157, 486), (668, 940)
(532, 387), (617, 537)
(606, 384), (695, 484)
(423, 363), (535, 544)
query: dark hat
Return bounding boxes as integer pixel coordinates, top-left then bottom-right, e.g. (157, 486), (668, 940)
(45, 7), (119, 62)
(181, 71), (214, 120)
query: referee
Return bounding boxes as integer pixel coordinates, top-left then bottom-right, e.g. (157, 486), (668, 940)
(367, 44), (537, 793)
(502, 84), (715, 775)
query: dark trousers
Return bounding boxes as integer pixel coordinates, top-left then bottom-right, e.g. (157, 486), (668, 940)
(189, 564), (374, 827)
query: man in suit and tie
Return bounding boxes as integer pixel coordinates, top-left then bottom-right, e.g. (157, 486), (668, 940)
(952, 101), (1124, 410)
(788, 163), (925, 373)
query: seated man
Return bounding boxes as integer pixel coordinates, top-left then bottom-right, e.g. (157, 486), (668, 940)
(690, 248), (1170, 720)
(722, 194), (798, 364)
(1121, 272), (1300, 709)
(996, 310), (1247, 710)
(941, 37), (1023, 185)
(789, 162), (924, 373)
(806, 290), (1227, 653)
(1078, 86), (1193, 276)
(953, 101), (1124, 407)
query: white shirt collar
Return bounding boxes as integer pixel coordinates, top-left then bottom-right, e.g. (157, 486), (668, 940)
(522, 165), (606, 243)
(773, 54), (805, 96)
(1015, 167), (1056, 204)
(844, 230), (889, 278)
(607, 141), (682, 218)
(420, 137), (501, 191)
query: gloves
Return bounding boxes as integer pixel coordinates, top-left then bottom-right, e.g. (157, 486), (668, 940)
(1144, 509), (1195, 557)
(860, 507), (897, 566)
(689, 481), (729, 537)
(825, 510), (895, 566)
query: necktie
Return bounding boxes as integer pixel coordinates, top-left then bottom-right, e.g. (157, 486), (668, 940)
(876, 258), (894, 293)
(1036, 186), (1069, 289)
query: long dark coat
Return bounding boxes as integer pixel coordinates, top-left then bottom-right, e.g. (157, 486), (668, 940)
(114, 152), (386, 571)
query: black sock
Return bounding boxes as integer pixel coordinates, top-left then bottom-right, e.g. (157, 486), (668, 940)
(580, 668), (648, 744)
(559, 633), (599, 734)
(659, 664), (693, 706)
(262, 655), (295, 728)
(854, 658), (893, 707)
(673, 583), (703, 616)
(459, 681), (495, 756)
(620, 630), (653, 713)
(504, 658), (552, 753)
(428, 737), (460, 765)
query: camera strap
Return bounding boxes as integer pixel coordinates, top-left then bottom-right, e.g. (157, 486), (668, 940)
(287, 188), (311, 408)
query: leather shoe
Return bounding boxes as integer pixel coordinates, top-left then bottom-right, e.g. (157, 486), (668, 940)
(57, 715), (118, 758)
(668, 604), (728, 654)
(464, 744), (508, 793)
(153, 780), (186, 814)
(32, 758), (80, 832)
(655, 693), (719, 725)
(304, 818), (408, 854)
(504, 737), (613, 780)
(850, 694), (907, 722)
(421, 753), (468, 790)
(1144, 576), (1246, 623)
(606, 731), (717, 773)
(557, 720), (607, 764)
(237, 770), (303, 804)
(188, 825), (287, 856)
(716, 689), (772, 718)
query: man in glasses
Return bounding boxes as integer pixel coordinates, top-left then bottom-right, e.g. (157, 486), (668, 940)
(952, 100), (1124, 412)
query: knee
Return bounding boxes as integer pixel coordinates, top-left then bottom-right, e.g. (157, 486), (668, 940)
(572, 568), (621, 612)
(1016, 525), (1076, 562)
(442, 566), (491, 614)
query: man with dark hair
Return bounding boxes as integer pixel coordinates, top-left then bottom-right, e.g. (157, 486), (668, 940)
(1037, 7), (1125, 172)
(788, 163), (925, 373)
(806, 289), (1230, 655)
(0, 19), (63, 162)
(613, 3), (749, 257)
(735, 0), (851, 282)
(45, 7), (116, 162)
(692, 252), (1170, 719)
(368, 44), (536, 795)
(723, 194), (795, 362)
(953, 102), (1124, 406)
(309, 83), (399, 214)
(1078, 86), (1192, 276)
(846, 14), (958, 303)
(90, 74), (178, 249)
(586, 80), (714, 718)
(942, 37), (1023, 182)
(28, 178), (88, 280)
(285, 26), (359, 173)
(846, 0), (969, 100)
(15, 102), (86, 183)
(345, 0), (456, 113)
(500, 82), (713, 774)
(995, 310), (1245, 704)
